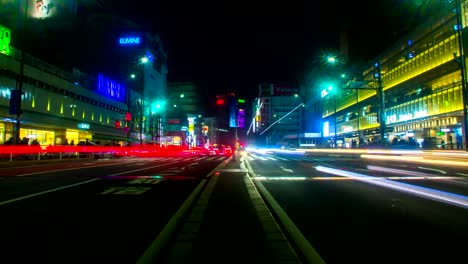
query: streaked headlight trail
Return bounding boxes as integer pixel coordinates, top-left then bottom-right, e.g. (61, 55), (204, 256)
(315, 166), (468, 210)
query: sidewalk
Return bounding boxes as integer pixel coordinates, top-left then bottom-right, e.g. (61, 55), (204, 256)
(143, 157), (302, 264)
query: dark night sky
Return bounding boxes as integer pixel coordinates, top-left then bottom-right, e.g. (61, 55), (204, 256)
(121, 0), (428, 95)
(3, 0), (442, 110)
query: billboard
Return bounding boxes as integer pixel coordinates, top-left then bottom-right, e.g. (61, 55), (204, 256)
(28, 0), (77, 20)
(118, 35), (143, 46)
(237, 108), (245, 128)
(272, 84), (299, 96)
(0, 0), (77, 27)
(97, 74), (126, 102)
(0, 24), (11, 56)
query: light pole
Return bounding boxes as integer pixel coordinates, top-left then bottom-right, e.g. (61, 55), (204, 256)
(13, 0), (28, 144)
(375, 62), (387, 146)
(126, 56), (149, 145)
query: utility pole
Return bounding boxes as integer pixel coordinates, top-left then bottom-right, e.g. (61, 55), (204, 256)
(14, 1), (28, 144)
(333, 92), (337, 148)
(139, 95), (143, 145)
(376, 62), (387, 146)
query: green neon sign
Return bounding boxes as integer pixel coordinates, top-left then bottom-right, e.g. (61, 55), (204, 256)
(0, 24), (12, 56)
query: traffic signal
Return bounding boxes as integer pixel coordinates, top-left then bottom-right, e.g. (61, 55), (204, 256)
(9, 89), (22, 115)
(125, 112), (132, 121)
(216, 99), (224, 105)
(115, 120), (121, 128)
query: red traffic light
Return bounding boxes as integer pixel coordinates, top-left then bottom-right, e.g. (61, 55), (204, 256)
(125, 112), (132, 121)
(115, 120), (121, 128)
(216, 99), (224, 105)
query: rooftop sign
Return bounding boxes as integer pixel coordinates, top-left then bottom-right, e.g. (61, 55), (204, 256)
(119, 36), (142, 46)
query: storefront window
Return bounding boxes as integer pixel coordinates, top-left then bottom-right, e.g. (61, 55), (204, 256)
(19, 128), (55, 145)
(66, 130), (79, 146)
(0, 123), (5, 144)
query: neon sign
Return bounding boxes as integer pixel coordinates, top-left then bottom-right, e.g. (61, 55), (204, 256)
(386, 110), (428, 124)
(119, 37), (141, 46)
(77, 123), (90, 130)
(97, 74), (125, 102)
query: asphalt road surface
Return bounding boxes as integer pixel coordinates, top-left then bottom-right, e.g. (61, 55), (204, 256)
(246, 150), (468, 264)
(0, 155), (228, 263)
(2, 150), (468, 264)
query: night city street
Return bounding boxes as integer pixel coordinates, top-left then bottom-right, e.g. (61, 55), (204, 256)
(1, 149), (468, 263)
(2, 0), (468, 263)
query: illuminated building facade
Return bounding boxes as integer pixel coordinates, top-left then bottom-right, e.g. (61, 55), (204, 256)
(253, 83), (302, 147)
(0, 49), (129, 145)
(164, 82), (203, 146)
(321, 1), (468, 149)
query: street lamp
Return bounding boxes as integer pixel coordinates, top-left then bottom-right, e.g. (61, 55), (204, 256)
(327, 56), (337, 64)
(140, 56), (149, 64)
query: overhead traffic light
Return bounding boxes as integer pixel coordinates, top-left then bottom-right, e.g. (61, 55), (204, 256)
(115, 120), (121, 128)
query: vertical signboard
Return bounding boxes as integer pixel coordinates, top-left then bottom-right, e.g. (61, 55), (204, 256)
(229, 98), (237, 128)
(0, 24), (11, 56)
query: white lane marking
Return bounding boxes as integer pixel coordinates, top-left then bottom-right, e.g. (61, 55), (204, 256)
(417, 166), (447, 174)
(266, 157), (277, 160)
(280, 166), (294, 173)
(457, 172), (468, 177)
(1, 161), (181, 206)
(276, 157), (289, 161)
(17, 160), (134, 176)
(0, 179), (99, 206)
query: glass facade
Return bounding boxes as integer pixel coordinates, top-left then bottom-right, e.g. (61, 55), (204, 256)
(321, 3), (468, 149)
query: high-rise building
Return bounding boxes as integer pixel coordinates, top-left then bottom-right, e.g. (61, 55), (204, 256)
(252, 84), (302, 147)
(321, 0), (468, 149)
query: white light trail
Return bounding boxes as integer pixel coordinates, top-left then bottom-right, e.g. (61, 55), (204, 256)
(361, 154), (468, 167)
(417, 167), (447, 174)
(315, 166), (468, 209)
(367, 165), (436, 177)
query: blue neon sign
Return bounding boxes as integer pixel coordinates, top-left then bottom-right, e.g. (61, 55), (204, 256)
(119, 37), (141, 45)
(97, 74), (125, 102)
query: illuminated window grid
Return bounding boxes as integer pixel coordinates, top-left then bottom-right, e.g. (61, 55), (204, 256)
(383, 35), (458, 91)
(338, 113), (379, 133)
(334, 86), (462, 134)
(332, 34), (458, 114)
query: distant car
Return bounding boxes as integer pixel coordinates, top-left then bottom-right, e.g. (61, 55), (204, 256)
(223, 146), (233, 156)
